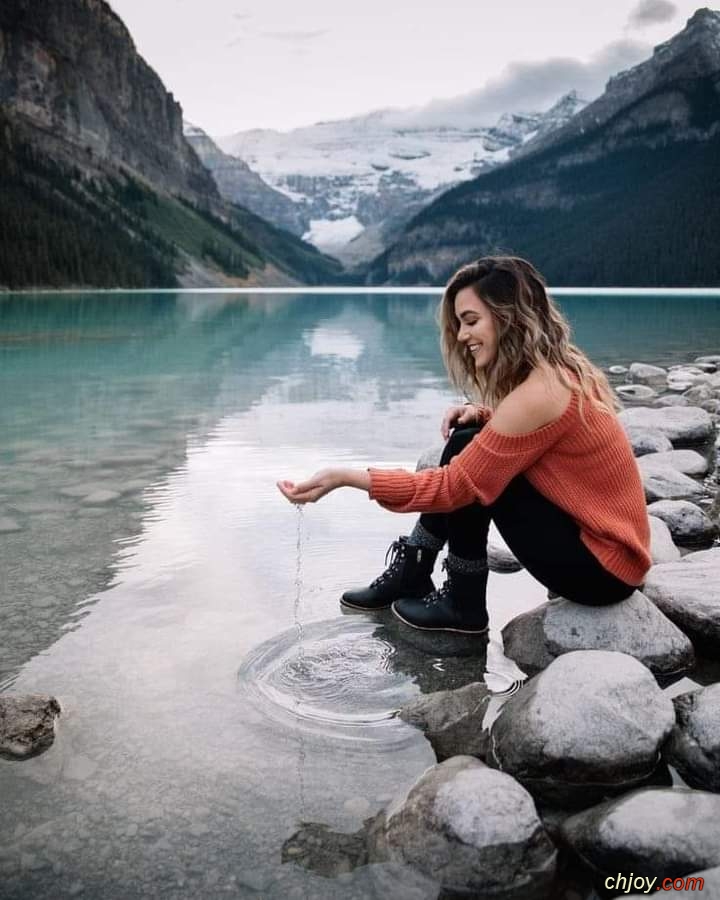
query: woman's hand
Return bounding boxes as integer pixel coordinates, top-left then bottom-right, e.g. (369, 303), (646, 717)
(277, 468), (343, 504)
(441, 404), (478, 440)
(277, 468), (371, 504)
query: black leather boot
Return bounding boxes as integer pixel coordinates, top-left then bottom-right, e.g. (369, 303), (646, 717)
(391, 560), (489, 634)
(341, 536), (437, 611)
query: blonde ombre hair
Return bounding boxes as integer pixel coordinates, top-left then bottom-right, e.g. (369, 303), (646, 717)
(439, 256), (619, 417)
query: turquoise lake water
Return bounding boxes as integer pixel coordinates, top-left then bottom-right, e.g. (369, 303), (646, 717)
(1, 289), (720, 899)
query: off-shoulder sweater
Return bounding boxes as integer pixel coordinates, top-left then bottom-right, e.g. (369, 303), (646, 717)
(368, 389), (652, 586)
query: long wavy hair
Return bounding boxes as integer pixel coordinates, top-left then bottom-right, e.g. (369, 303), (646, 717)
(439, 256), (619, 416)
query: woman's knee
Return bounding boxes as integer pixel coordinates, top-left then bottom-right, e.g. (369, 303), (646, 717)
(441, 426), (482, 464)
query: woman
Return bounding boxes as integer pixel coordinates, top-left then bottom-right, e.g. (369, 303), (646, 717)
(277, 257), (651, 635)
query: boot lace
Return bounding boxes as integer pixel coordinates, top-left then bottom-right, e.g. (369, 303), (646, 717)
(423, 559), (451, 606)
(369, 539), (407, 588)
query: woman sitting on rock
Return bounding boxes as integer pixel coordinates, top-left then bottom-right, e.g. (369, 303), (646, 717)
(277, 256), (651, 635)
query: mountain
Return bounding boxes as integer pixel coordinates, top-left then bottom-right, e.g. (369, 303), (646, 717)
(215, 92), (587, 266)
(184, 122), (308, 239)
(366, 9), (720, 287)
(0, 0), (341, 289)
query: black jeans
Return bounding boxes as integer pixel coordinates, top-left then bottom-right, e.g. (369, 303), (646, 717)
(419, 425), (636, 606)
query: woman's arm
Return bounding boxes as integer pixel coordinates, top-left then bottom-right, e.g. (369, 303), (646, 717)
(277, 370), (572, 507)
(277, 468), (370, 504)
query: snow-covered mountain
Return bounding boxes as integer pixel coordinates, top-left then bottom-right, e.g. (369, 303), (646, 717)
(215, 91), (587, 265)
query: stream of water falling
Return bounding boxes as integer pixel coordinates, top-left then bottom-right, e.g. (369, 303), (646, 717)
(293, 505), (309, 897)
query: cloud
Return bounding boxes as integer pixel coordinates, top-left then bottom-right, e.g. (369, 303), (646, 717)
(385, 39), (650, 129)
(627, 0), (678, 28)
(260, 29), (328, 42)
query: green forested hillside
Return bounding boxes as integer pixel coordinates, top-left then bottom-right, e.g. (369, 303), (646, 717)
(0, 115), (343, 289)
(368, 72), (720, 287)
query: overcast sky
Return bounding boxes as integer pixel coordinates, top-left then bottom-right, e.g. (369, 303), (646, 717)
(109, 0), (705, 135)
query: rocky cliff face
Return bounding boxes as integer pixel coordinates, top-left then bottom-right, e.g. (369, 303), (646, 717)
(0, 0), (343, 288)
(0, 0), (216, 200)
(367, 9), (720, 287)
(518, 8), (720, 159)
(184, 123), (307, 236)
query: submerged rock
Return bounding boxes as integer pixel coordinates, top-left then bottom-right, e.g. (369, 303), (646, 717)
(560, 788), (720, 880)
(501, 593), (693, 683)
(645, 499), (718, 546)
(397, 681), (492, 762)
(619, 406), (715, 445)
(0, 694), (61, 759)
(369, 756), (557, 899)
(644, 553), (720, 653)
(488, 651), (675, 807)
(664, 684), (720, 792)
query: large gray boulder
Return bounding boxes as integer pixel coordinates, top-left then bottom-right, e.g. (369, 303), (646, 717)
(501, 593), (693, 684)
(638, 449), (710, 477)
(398, 682), (492, 762)
(628, 363), (667, 387)
(645, 500), (718, 546)
(649, 515), (681, 564)
(624, 426), (673, 457)
(560, 788), (720, 880)
(369, 756), (557, 899)
(488, 651), (675, 807)
(619, 406), (715, 445)
(664, 684), (720, 792)
(0, 694), (61, 759)
(643, 554), (720, 653)
(640, 466), (705, 502)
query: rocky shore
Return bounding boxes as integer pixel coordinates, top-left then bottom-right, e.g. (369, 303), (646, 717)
(279, 354), (720, 898)
(3, 354), (720, 899)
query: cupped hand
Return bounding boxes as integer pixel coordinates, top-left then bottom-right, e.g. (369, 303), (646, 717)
(277, 468), (343, 505)
(440, 404), (477, 440)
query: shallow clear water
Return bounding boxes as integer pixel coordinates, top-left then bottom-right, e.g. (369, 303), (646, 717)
(1, 289), (720, 899)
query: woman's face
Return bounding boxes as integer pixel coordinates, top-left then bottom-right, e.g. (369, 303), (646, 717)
(454, 287), (498, 370)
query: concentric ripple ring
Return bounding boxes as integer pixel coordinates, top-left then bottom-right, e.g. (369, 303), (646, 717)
(237, 618), (419, 740)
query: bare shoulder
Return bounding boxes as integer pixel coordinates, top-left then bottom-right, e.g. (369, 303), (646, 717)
(491, 367), (573, 435)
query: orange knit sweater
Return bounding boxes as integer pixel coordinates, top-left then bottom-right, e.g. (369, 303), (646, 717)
(368, 389), (652, 586)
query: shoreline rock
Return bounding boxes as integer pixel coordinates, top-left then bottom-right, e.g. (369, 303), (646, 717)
(0, 694), (61, 759)
(488, 651), (675, 808)
(501, 593), (694, 684)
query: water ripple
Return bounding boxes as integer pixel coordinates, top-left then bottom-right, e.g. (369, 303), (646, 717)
(237, 619), (419, 741)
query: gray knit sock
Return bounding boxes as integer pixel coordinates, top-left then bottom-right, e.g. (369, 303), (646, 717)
(408, 521), (444, 553)
(447, 552), (488, 574)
